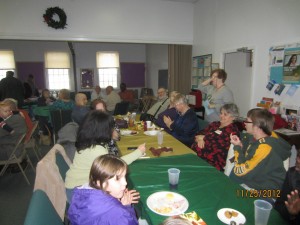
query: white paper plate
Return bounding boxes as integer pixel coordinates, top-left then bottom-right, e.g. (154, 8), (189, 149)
(146, 191), (189, 216)
(217, 208), (246, 224)
(120, 130), (139, 136)
(144, 130), (159, 136)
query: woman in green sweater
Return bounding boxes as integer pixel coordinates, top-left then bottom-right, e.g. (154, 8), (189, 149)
(65, 110), (145, 202)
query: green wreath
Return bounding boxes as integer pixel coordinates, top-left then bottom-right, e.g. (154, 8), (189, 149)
(43, 7), (67, 29)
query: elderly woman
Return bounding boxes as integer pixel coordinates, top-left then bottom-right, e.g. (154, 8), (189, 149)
(198, 69), (234, 123)
(154, 91), (179, 132)
(191, 103), (240, 171)
(163, 94), (199, 146)
(50, 89), (74, 110)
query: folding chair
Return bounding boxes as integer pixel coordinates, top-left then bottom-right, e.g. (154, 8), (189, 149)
(24, 190), (64, 225)
(50, 109), (73, 143)
(24, 121), (41, 160)
(113, 101), (130, 115)
(0, 133), (35, 185)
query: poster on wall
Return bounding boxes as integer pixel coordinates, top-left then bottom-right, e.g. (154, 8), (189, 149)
(270, 44), (300, 85)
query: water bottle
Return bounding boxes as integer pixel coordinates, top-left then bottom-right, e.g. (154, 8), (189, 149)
(157, 130), (164, 146)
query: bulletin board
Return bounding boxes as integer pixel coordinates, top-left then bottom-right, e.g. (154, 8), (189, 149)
(269, 44), (300, 85)
(120, 62), (145, 88)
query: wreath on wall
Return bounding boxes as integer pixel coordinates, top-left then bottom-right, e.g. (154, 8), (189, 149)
(43, 7), (67, 29)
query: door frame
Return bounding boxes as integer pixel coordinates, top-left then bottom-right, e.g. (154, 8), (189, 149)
(219, 46), (256, 112)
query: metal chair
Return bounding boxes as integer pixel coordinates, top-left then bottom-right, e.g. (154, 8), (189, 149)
(24, 190), (64, 225)
(24, 121), (41, 160)
(0, 133), (35, 185)
(50, 109), (73, 143)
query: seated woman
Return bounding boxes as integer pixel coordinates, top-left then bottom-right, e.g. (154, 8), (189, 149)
(91, 99), (120, 156)
(191, 103), (240, 171)
(163, 94), (199, 147)
(154, 91), (179, 133)
(37, 89), (56, 106)
(65, 110), (145, 202)
(0, 101), (27, 160)
(68, 154), (139, 225)
(50, 89), (74, 110)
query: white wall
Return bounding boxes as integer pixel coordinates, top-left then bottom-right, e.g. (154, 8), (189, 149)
(0, 0), (194, 44)
(146, 44), (168, 91)
(193, 0), (300, 110)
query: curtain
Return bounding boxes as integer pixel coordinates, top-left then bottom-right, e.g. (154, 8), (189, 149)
(168, 45), (192, 94)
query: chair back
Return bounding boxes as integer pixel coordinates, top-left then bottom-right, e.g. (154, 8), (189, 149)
(113, 101), (130, 115)
(140, 88), (154, 98)
(56, 153), (70, 181)
(24, 190), (64, 225)
(50, 109), (73, 143)
(25, 121), (39, 143)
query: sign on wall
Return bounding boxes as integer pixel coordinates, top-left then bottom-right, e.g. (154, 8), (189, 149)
(269, 44), (300, 85)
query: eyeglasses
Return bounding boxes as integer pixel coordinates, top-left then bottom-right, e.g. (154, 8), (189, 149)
(243, 120), (253, 124)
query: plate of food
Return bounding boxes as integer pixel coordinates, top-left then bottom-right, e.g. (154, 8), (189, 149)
(120, 130), (139, 136)
(217, 208), (246, 224)
(144, 130), (159, 136)
(146, 191), (189, 216)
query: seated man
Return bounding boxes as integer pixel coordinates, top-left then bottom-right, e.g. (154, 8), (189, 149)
(91, 85), (102, 101)
(141, 87), (170, 121)
(71, 93), (90, 125)
(104, 86), (121, 114)
(163, 94), (199, 146)
(274, 149), (300, 224)
(118, 82), (134, 103)
(230, 108), (291, 191)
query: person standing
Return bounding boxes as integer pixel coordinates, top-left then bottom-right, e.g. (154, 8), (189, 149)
(198, 69), (234, 123)
(0, 71), (24, 108)
(24, 74), (39, 99)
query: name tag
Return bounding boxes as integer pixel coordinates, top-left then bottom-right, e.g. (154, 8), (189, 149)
(215, 130), (222, 135)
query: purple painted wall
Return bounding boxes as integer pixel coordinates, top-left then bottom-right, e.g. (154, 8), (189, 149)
(120, 62), (145, 88)
(16, 62), (45, 89)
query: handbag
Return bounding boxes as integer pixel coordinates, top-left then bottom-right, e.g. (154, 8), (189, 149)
(39, 124), (51, 146)
(115, 119), (128, 129)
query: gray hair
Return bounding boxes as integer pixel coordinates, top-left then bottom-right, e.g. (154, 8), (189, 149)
(220, 103), (239, 118)
(173, 94), (188, 105)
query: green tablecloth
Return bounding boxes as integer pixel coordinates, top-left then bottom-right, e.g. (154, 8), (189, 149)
(127, 154), (288, 225)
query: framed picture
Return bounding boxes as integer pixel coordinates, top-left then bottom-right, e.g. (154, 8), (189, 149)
(212, 63), (219, 70)
(80, 69), (94, 89)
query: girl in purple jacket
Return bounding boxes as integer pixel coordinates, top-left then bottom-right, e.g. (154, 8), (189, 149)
(68, 154), (139, 225)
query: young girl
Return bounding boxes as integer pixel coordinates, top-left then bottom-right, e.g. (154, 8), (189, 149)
(68, 154), (139, 225)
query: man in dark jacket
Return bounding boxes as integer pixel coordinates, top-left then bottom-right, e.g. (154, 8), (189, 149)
(0, 71), (24, 107)
(274, 149), (300, 225)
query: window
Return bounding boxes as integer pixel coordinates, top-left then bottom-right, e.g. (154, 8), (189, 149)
(0, 50), (15, 80)
(45, 52), (70, 90)
(96, 52), (119, 88)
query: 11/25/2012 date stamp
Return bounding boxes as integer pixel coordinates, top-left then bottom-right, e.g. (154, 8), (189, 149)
(236, 189), (281, 198)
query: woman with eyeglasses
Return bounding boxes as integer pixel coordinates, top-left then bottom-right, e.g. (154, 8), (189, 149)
(191, 103), (240, 171)
(229, 108), (291, 192)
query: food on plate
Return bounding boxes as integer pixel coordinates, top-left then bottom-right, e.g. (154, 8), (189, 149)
(180, 211), (207, 225)
(154, 206), (172, 214)
(224, 210), (239, 219)
(130, 131), (137, 135)
(166, 193), (174, 200)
